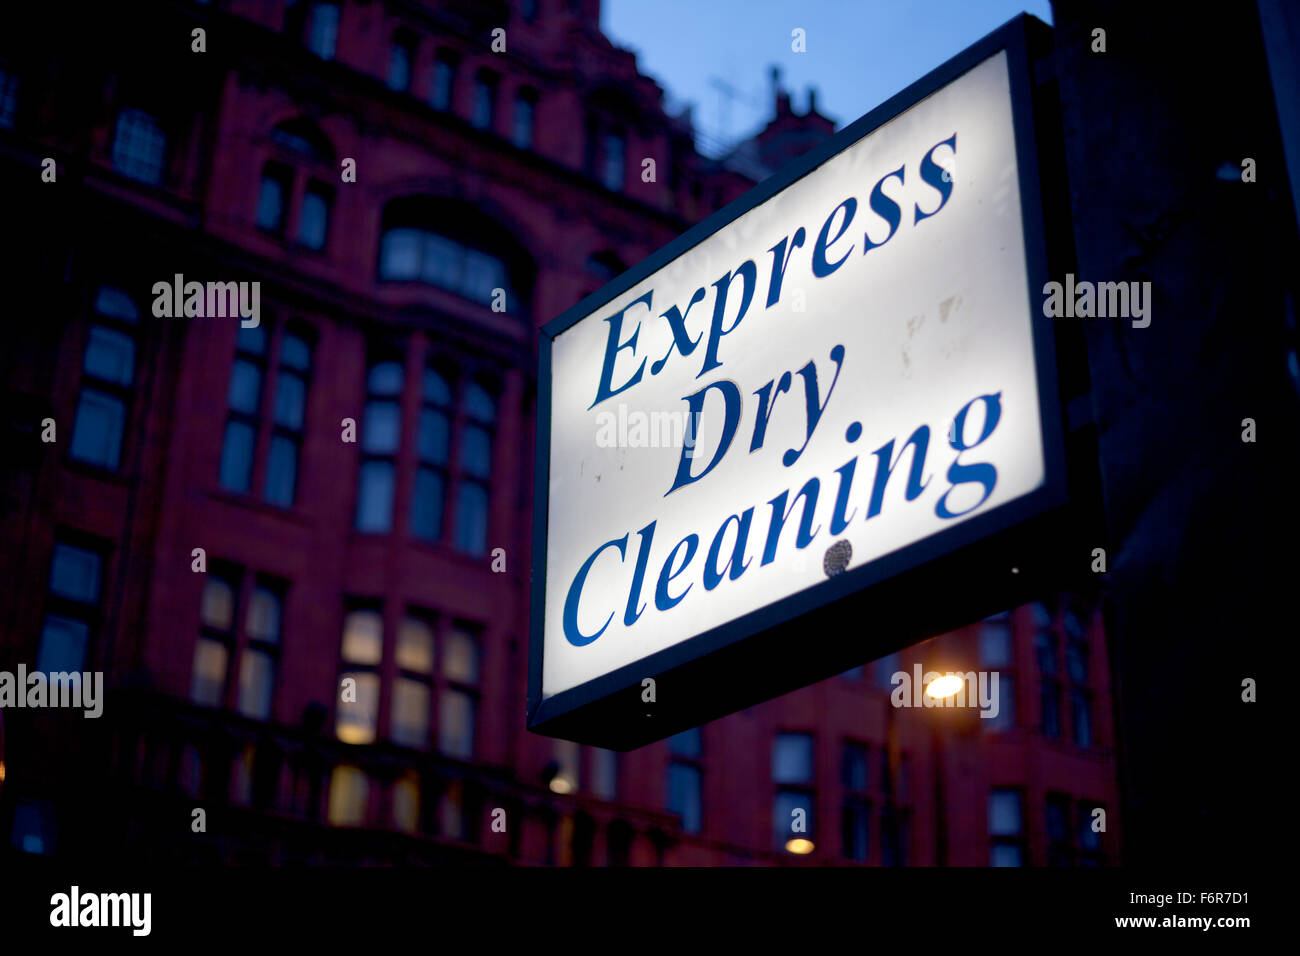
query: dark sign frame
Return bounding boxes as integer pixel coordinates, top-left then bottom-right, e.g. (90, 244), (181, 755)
(529, 14), (1069, 751)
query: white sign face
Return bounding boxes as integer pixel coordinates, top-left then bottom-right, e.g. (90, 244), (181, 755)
(543, 50), (1043, 698)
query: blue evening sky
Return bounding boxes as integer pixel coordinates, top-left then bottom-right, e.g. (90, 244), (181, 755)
(602, 0), (1052, 156)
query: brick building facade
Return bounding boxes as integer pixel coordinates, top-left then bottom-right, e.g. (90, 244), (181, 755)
(0, 0), (1118, 866)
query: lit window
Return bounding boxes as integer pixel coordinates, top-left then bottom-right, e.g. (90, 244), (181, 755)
(392, 612), (435, 748)
(438, 688), (475, 759)
(551, 739), (579, 793)
(391, 678), (431, 748)
(237, 583), (282, 720)
(337, 607), (382, 744)
(192, 572), (240, 707)
(327, 765), (369, 825)
(395, 615), (435, 673)
(441, 628), (478, 684)
(111, 108), (167, 185)
(392, 772), (420, 832)
(340, 608), (383, 665)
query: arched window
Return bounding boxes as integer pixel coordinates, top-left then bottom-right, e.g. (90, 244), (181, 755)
(377, 198), (533, 315)
(259, 120), (335, 251)
(269, 119), (335, 165)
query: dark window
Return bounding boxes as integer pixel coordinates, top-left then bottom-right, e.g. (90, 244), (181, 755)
(1034, 602), (1062, 739)
(601, 131), (625, 190)
(263, 330), (312, 507)
(387, 32), (415, 92)
(980, 612), (1016, 733)
(454, 381), (495, 555)
(38, 541), (104, 674)
(472, 71), (497, 130)
(841, 742), (868, 791)
(356, 356), (403, 532)
(411, 367), (451, 542)
(512, 90), (535, 149)
(773, 733), (815, 851)
(1071, 688), (1093, 747)
(666, 727), (703, 833)
(0, 65), (18, 128)
(1077, 801), (1103, 864)
(668, 728), (702, 759)
(71, 287), (139, 471)
(880, 805), (909, 866)
(667, 763), (702, 834)
(842, 798), (870, 862)
(989, 788), (1024, 866)
(872, 651), (901, 692)
(298, 183), (331, 250)
(1046, 793), (1073, 866)
(219, 324), (268, 493)
(772, 733), (813, 783)
(431, 53), (457, 111)
(304, 2), (340, 59)
(111, 108), (167, 184)
(378, 226), (521, 311)
(256, 163), (292, 233)
(773, 787), (814, 850)
(841, 741), (870, 862)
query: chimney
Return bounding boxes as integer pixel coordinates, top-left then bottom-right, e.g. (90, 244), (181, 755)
(808, 87), (819, 116)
